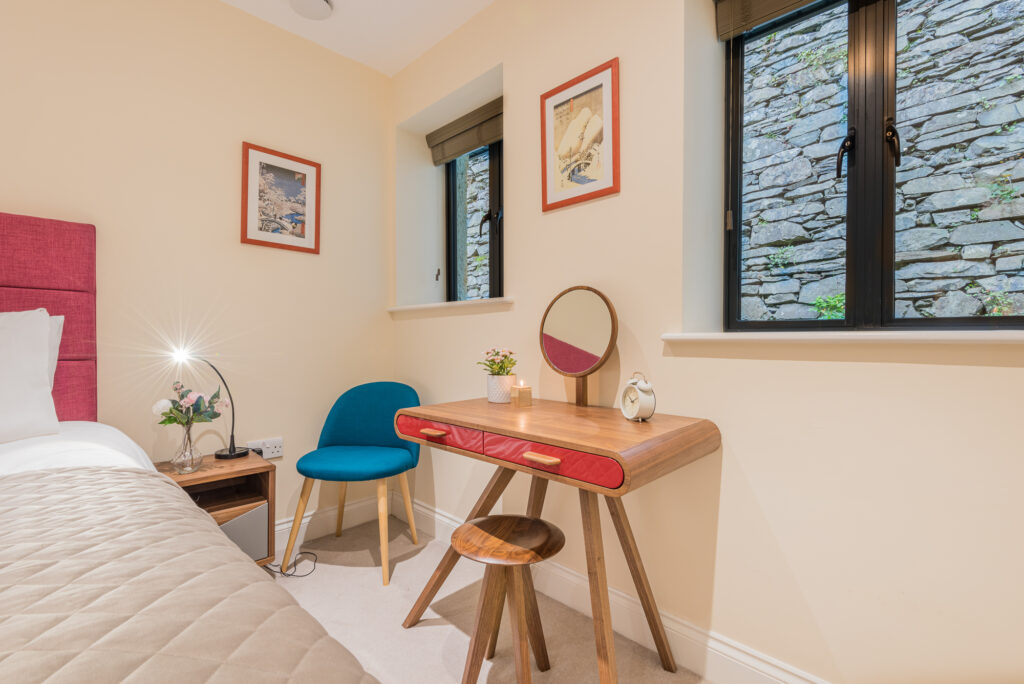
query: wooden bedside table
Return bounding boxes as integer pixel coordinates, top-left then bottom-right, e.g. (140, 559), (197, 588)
(157, 453), (276, 565)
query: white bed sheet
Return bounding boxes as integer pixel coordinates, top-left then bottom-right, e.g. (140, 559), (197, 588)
(0, 421), (155, 476)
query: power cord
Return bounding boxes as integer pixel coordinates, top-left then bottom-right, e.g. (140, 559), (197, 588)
(264, 551), (318, 577)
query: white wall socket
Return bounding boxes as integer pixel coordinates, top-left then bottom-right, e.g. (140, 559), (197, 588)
(247, 437), (284, 459)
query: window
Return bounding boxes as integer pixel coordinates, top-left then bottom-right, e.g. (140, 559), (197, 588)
(725, 0), (1024, 329)
(446, 142), (503, 301)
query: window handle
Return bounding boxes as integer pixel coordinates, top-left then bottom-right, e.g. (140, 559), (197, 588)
(884, 119), (902, 167)
(836, 127), (855, 180)
(478, 209), (502, 237)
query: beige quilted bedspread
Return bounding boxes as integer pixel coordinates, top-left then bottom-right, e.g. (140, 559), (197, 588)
(0, 467), (377, 683)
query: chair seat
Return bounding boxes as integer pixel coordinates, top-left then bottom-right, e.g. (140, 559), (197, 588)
(452, 515), (566, 566)
(296, 445), (416, 482)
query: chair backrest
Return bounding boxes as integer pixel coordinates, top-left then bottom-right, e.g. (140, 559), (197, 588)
(318, 382), (420, 457)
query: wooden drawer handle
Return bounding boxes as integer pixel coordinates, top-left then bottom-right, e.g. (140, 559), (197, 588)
(523, 452), (562, 467)
(420, 428), (448, 437)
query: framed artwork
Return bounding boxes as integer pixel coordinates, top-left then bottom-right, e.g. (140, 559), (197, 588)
(540, 57), (620, 212)
(241, 142), (321, 254)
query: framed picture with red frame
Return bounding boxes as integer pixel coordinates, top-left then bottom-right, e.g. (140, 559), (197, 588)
(241, 142), (321, 254)
(540, 58), (620, 212)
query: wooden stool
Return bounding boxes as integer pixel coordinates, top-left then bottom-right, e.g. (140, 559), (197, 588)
(452, 514), (566, 684)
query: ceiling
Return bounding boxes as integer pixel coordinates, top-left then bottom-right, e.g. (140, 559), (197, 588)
(220, 0), (496, 76)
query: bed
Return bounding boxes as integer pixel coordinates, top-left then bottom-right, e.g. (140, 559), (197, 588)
(0, 212), (376, 682)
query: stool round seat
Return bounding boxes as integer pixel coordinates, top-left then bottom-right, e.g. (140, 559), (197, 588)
(452, 515), (565, 566)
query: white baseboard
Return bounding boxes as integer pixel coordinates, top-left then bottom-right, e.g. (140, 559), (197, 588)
(276, 494), (826, 684)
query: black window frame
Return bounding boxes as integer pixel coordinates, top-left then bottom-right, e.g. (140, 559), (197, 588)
(724, 0), (1024, 331)
(445, 140), (503, 302)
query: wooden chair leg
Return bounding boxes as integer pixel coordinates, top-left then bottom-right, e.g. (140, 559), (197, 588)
(463, 565), (506, 684)
(398, 471), (419, 544)
(505, 566), (532, 684)
(335, 482), (348, 537)
(377, 479), (390, 586)
(282, 478), (314, 573)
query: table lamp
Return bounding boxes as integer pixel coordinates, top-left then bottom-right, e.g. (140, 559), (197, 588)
(172, 348), (249, 459)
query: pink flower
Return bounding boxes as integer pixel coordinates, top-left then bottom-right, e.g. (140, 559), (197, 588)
(172, 381), (183, 392)
(181, 391), (200, 408)
(214, 396), (230, 410)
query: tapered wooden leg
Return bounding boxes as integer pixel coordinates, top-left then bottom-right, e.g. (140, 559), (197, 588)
(377, 479), (390, 586)
(404, 466), (516, 628)
(488, 475), (550, 661)
(485, 584), (506, 660)
(282, 478), (314, 573)
(462, 565), (506, 684)
(580, 490), (617, 683)
(605, 496), (676, 672)
(335, 482), (348, 537)
(521, 568), (550, 671)
(505, 566), (532, 684)
(398, 471), (419, 544)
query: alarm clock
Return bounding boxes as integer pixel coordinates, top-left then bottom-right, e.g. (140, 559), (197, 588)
(620, 372), (656, 422)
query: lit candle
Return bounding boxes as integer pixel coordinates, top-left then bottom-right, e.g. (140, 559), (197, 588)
(512, 379), (532, 407)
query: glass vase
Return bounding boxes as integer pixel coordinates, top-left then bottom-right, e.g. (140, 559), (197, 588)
(171, 424), (203, 474)
(487, 374), (515, 404)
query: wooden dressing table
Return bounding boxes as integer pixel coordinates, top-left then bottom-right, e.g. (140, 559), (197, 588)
(395, 397), (720, 683)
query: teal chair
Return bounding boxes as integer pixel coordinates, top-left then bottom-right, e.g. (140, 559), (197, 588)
(281, 382), (421, 584)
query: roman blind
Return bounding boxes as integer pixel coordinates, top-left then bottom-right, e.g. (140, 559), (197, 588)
(716, 0), (819, 40)
(426, 98), (503, 166)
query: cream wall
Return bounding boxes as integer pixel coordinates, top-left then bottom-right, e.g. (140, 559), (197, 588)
(390, 1), (1024, 683)
(0, 0), (394, 513)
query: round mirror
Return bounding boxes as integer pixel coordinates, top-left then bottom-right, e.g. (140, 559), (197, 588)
(540, 286), (617, 378)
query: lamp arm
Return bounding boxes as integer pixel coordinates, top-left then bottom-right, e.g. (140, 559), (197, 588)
(201, 358), (237, 452)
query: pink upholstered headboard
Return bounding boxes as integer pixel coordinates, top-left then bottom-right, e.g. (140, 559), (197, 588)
(0, 212), (97, 421)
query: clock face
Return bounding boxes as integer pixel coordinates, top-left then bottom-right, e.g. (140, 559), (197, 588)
(622, 385), (640, 418)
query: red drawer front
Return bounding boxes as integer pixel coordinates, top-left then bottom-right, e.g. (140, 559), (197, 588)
(482, 433), (624, 489)
(396, 415), (484, 454)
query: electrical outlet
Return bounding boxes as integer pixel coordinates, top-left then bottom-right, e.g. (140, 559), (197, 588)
(262, 437), (284, 460)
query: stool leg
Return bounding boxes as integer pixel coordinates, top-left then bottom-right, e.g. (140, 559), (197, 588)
(335, 482), (347, 537)
(282, 478), (314, 573)
(488, 475), (549, 659)
(522, 568), (550, 671)
(505, 566), (532, 684)
(377, 479), (390, 586)
(463, 565), (506, 684)
(485, 584), (506, 659)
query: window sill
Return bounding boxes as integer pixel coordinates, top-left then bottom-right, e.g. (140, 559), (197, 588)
(660, 330), (1024, 366)
(661, 330), (1024, 345)
(388, 297), (514, 319)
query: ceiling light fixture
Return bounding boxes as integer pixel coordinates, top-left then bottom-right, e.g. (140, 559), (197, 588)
(289, 0), (333, 21)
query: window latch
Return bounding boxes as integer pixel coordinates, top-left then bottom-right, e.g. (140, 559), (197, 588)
(884, 119), (902, 168)
(836, 127), (855, 180)
(478, 209), (501, 237)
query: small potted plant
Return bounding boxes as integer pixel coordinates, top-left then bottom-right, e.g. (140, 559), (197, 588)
(152, 381), (228, 474)
(478, 348), (517, 403)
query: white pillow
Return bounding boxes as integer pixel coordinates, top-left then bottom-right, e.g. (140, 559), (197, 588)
(47, 314), (64, 388)
(0, 310), (60, 443)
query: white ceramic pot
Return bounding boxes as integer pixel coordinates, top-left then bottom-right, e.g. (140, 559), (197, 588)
(487, 374), (515, 403)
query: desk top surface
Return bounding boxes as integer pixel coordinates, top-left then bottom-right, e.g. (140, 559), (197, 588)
(397, 398), (720, 492)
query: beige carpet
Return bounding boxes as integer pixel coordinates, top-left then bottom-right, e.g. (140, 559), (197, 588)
(274, 517), (702, 683)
